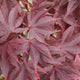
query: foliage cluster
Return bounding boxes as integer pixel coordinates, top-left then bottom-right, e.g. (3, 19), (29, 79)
(0, 0), (80, 80)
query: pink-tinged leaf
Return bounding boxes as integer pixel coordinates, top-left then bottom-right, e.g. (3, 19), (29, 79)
(9, 68), (19, 80)
(32, 39), (52, 59)
(29, 10), (49, 26)
(44, 65), (52, 72)
(57, 19), (65, 31)
(13, 28), (26, 33)
(56, 68), (71, 80)
(23, 53), (30, 71)
(1, 60), (9, 79)
(34, 28), (60, 35)
(34, 17), (60, 27)
(0, 25), (9, 43)
(50, 69), (56, 80)
(0, 44), (9, 79)
(55, 56), (65, 63)
(31, 70), (39, 80)
(55, 0), (68, 11)
(15, 17), (23, 28)
(30, 44), (40, 70)
(38, 1), (54, 9)
(49, 46), (62, 53)
(27, 11), (33, 25)
(61, 26), (74, 43)
(1, 0), (9, 19)
(0, 33), (9, 43)
(0, 9), (7, 26)
(63, 46), (80, 54)
(65, 0), (80, 17)
(7, 45), (20, 64)
(58, 66), (79, 76)
(74, 53), (80, 70)
(18, 66), (25, 80)
(41, 55), (61, 65)
(8, 4), (18, 30)
(66, 35), (80, 46)
(63, 15), (78, 26)
(29, 29), (45, 43)
(9, 58), (19, 70)
(49, 45), (73, 59)
(8, 38), (27, 52)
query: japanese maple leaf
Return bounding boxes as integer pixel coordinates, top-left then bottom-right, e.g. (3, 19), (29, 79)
(0, 4), (25, 43)
(49, 26), (80, 59)
(44, 64), (79, 80)
(11, 61), (43, 80)
(26, 10), (60, 43)
(0, 37), (27, 78)
(23, 38), (53, 71)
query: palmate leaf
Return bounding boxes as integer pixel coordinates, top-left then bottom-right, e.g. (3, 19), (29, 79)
(49, 26), (80, 59)
(0, 4), (25, 43)
(27, 10), (60, 43)
(0, 38), (28, 78)
(17, 62), (42, 80)
(23, 39), (53, 71)
(49, 64), (79, 80)
(61, 34), (80, 55)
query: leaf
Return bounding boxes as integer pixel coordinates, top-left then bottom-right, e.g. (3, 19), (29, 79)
(50, 69), (56, 80)
(9, 68), (19, 80)
(74, 53), (80, 71)
(64, 15), (78, 26)
(56, 68), (71, 80)
(30, 44), (40, 70)
(8, 4), (18, 30)
(18, 66), (25, 80)
(34, 17), (60, 27)
(38, 1), (54, 8)
(65, 0), (80, 17)
(7, 45), (20, 64)
(0, 9), (7, 26)
(32, 39), (52, 59)
(61, 26), (74, 43)
(0, 44), (9, 79)
(29, 29), (45, 43)
(15, 17), (23, 28)
(29, 10), (50, 26)
(64, 34), (80, 47)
